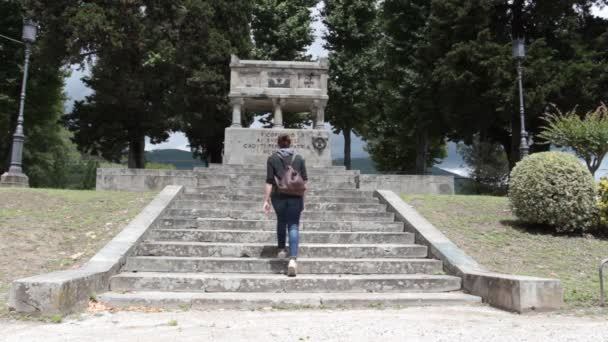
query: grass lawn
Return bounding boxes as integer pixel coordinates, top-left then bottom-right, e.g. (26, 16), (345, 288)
(0, 188), (156, 318)
(403, 194), (608, 312)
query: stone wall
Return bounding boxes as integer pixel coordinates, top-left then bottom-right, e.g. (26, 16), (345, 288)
(96, 168), (454, 195)
(96, 169), (197, 192)
(359, 175), (454, 195)
(375, 190), (564, 312)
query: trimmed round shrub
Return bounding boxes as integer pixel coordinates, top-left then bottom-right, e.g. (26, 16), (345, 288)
(597, 178), (608, 228)
(508, 151), (596, 233)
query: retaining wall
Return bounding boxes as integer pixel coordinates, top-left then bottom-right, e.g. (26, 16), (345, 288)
(96, 168), (454, 195)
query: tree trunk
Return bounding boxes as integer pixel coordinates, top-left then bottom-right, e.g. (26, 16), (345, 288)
(415, 129), (429, 175)
(344, 126), (352, 170)
(128, 133), (145, 169)
(208, 139), (224, 164)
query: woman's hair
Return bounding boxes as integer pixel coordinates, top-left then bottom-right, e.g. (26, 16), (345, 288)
(277, 134), (291, 148)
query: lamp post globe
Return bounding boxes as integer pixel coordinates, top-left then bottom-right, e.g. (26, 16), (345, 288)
(513, 37), (530, 160)
(0, 18), (38, 187)
(22, 18), (38, 43)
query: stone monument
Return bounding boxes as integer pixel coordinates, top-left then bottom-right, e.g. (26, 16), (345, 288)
(223, 55), (331, 167)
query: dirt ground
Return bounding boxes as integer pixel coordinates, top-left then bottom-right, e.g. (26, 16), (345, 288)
(0, 188), (155, 316)
(2, 306), (608, 342)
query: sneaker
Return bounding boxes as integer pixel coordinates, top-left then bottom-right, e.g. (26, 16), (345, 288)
(277, 248), (288, 259)
(287, 258), (297, 277)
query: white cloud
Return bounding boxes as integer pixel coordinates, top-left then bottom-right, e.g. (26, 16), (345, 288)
(145, 133), (190, 151)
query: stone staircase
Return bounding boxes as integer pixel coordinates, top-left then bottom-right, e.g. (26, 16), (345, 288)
(99, 165), (481, 309)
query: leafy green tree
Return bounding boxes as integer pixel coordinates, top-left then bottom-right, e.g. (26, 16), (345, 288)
(361, 0), (447, 174)
(29, 0), (253, 166)
(252, 0), (317, 61)
(322, 0), (379, 170)
(60, 1), (185, 168)
(539, 104), (608, 176)
(427, 0), (608, 168)
(457, 135), (509, 194)
(171, 0), (253, 163)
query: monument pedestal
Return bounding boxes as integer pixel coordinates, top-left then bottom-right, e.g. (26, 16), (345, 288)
(0, 171), (29, 187)
(223, 127), (332, 167)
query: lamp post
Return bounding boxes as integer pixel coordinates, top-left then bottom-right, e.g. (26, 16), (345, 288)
(513, 37), (529, 159)
(1, 18), (37, 187)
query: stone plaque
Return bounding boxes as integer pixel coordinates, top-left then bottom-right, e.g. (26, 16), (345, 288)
(223, 127), (332, 167)
(240, 72), (260, 88)
(268, 72), (291, 88)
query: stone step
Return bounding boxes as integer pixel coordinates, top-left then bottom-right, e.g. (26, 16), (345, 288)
(215, 181), (357, 190)
(180, 193), (380, 204)
(196, 174), (358, 184)
(185, 187), (374, 198)
(165, 209), (395, 222)
(196, 169), (359, 176)
(124, 256), (441, 274)
(205, 164), (348, 171)
(137, 242), (427, 258)
(157, 218), (405, 232)
(109, 272), (462, 293)
(98, 291), (482, 310)
(148, 229), (414, 244)
(171, 200), (386, 213)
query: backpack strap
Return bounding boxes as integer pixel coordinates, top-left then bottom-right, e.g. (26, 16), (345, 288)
(276, 152), (298, 167)
(290, 152), (298, 167)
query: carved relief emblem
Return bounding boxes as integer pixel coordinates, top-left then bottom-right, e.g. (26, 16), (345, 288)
(268, 72), (291, 88)
(312, 136), (328, 151)
(298, 73), (320, 89)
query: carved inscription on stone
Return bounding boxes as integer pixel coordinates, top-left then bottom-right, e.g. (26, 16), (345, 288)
(268, 72), (291, 88)
(298, 73), (320, 89)
(242, 130), (309, 155)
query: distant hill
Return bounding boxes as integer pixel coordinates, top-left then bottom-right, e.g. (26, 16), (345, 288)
(145, 149), (205, 170)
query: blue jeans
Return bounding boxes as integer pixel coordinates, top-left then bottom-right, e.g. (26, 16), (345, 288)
(271, 193), (303, 258)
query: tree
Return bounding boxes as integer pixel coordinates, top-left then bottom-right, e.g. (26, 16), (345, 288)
(457, 135), (509, 194)
(322, 0), (379, 170)
(60, 1), (185, 168)
(252, 0), (317, 61)
(172, 0), (253, 163)
(26, 0), (254, 166)
(539, 104), (608, 176)
(426, 0), (608, 169)
(361, 0), (447, 174)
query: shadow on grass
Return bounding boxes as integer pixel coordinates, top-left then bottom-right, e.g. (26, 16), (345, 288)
(500, 219), (608, 240)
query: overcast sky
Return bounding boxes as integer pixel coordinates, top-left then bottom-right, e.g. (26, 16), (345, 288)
(62, 4), (608, 176)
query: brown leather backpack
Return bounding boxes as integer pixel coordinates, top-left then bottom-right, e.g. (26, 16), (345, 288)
(274, 153), (306, 197)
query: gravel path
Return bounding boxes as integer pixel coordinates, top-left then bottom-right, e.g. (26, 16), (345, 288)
(2, 306), (608, 342)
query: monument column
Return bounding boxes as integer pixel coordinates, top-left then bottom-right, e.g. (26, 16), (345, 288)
(313, 99), (327, 130)
(272, 98), (285, 129)
(230, 97), (244, 128)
